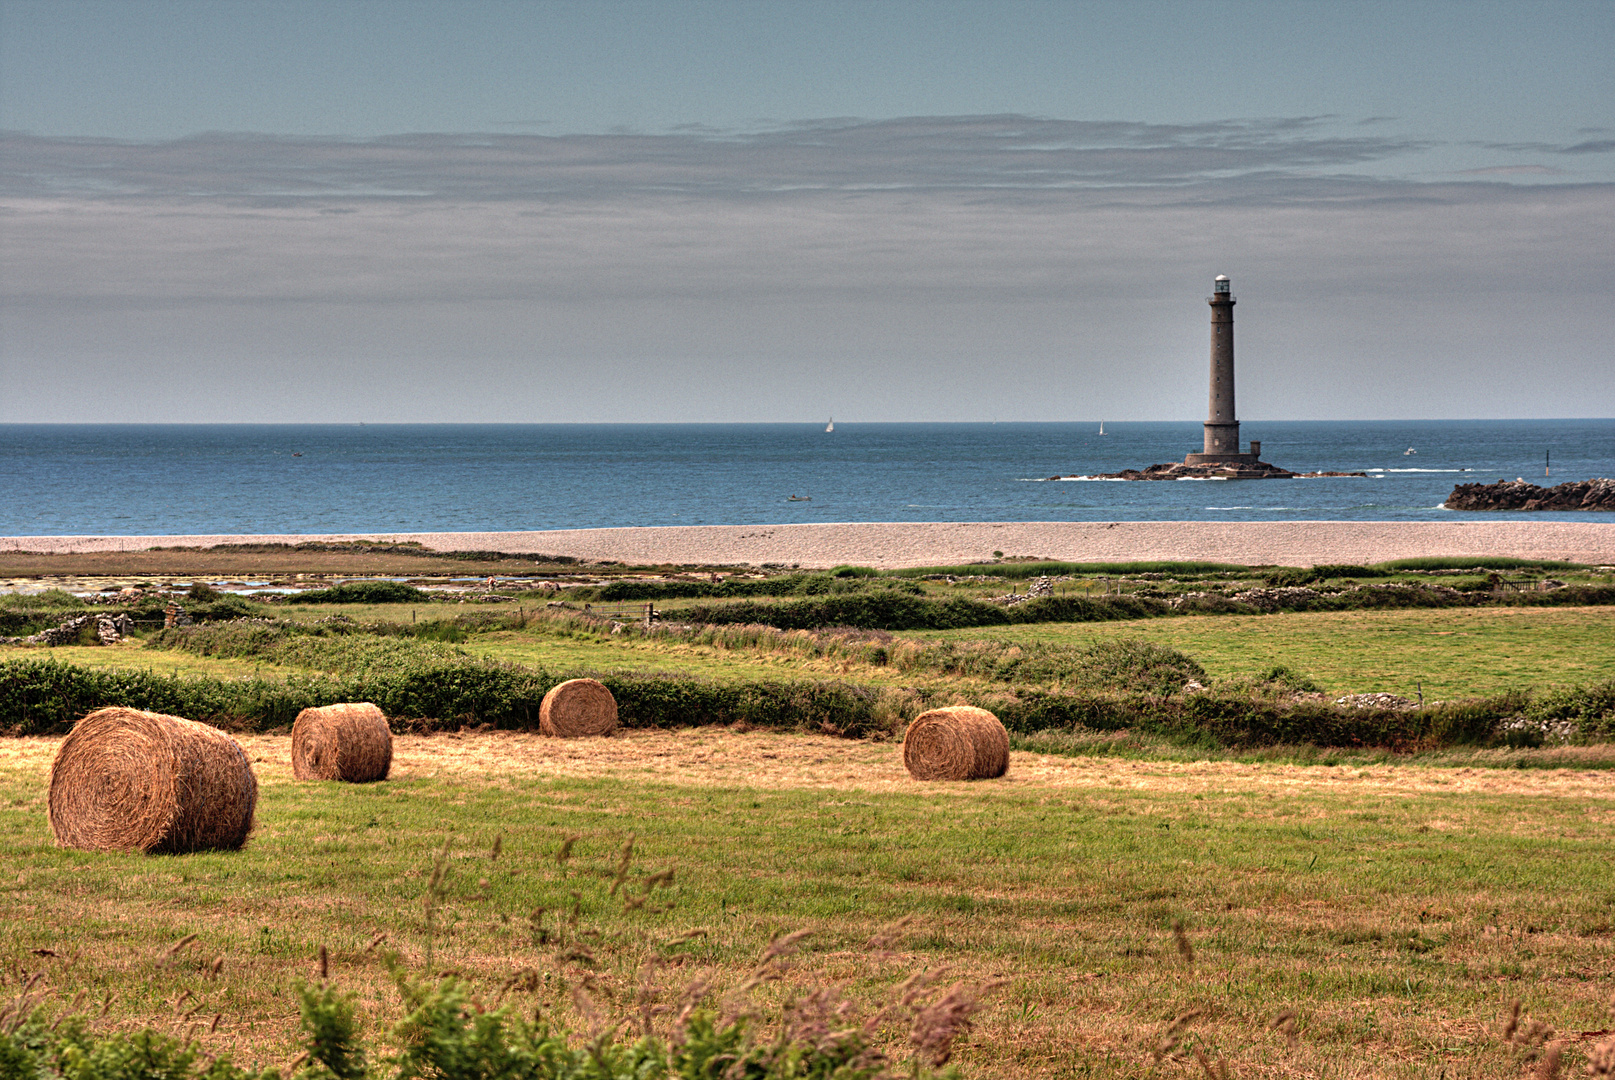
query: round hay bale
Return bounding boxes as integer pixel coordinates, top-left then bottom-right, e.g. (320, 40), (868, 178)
(291, 702), (392, 782)
(47, 707), (257, 854)
(901, 705), (1010, 781)
(539, 678), (618, 737)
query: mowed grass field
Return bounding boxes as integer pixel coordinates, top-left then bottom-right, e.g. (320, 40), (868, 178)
(4, 731), (1613, 1079)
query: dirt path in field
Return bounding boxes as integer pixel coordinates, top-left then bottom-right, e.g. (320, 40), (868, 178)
(5, 729), (1613, 800)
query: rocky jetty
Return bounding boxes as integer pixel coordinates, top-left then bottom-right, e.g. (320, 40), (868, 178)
(1444, 478), (1615, 512)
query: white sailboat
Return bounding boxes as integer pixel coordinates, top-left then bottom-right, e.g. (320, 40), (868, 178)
(1099, 420), (1105, 435)
(826, 417), (834, 433)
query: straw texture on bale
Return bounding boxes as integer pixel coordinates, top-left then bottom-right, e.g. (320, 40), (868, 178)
(291, 702), (393, 782)
(47, 707), (257, 854)
(902, 705), (1010, 781)
(539, 678), (618, 737)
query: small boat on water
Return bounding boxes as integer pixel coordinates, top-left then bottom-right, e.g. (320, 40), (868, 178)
(1404, 447), (1417, 456)
(826, 418), (834, 432)
(788, 495), (812, 502)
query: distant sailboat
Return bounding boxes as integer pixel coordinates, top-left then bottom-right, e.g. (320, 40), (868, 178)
(1099, 420), (1105, 435)
(1404, 447), (1417, 456)
(826, 417), (834, 433)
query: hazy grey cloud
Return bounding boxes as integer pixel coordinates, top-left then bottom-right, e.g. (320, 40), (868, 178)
(2, 115), (1610, 423)
(1, 115), (1435, 203)
(1475, 137), (1615, 156)
(1455, 164), (1563, 176)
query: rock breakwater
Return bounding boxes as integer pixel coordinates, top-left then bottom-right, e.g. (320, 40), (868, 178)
(1445, 478), (1615, 512)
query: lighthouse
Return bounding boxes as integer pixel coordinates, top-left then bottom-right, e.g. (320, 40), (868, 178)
(1185, 275), (1262, 465)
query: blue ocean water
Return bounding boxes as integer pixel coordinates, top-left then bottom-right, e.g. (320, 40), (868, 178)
(1, 420), (1611, 536)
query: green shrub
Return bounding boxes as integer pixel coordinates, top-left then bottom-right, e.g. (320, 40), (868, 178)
(1006, 638), (1206, 695)
(590, 573), (920, 603)
(1264, 565), (1390, 587)
(1524, 680), (1615, 738)
(284, 582), (430, 604)
(0, 588), (85, 611)
(891, 560), (1248, 579)
(677, 592), (1171, 632)
(1374, 556), (1585, 572)
(1262, 665), (1323, 693)
(1, 972), (964, 1080)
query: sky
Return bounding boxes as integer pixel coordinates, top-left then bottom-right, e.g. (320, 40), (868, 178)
(1, 0), (1612, 423)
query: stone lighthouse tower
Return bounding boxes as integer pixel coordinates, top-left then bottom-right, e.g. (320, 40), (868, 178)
(1185, 274), (1261, 465)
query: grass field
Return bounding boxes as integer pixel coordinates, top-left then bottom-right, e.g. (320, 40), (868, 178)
(916, 606), (1615, 700)
(3, 732), (1613, 1078)
(12, 601), (1615, 710)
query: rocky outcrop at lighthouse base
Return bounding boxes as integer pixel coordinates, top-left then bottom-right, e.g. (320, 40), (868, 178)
(1445, 478), (1615, 512)
(1050, 460), (1303, 481)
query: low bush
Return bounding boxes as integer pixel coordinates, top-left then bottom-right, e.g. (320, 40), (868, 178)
(890, 560), (1249, 579)
(588, 573), (923, 603)
(677, 592), (1172, 632)
(0, 969), (970, 1080)
(283, 581), (431, 604)
(1264, 564), (1390, 587)
(1525, 679), (1615, 738)
(1374, 556), (1587, 572)
(0, 588), (85, 611)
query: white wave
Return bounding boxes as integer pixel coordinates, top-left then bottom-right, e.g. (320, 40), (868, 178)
(1366, 468), (1470, 473)
(1205, 506), (1255, 510)
(1030, 475), (1132, 482)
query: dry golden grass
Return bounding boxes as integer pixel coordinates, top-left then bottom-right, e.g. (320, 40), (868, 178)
(3, 730), (1613, 1078)
(8, 729), (1615, 800)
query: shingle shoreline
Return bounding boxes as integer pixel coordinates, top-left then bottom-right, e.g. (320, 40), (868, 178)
(5, 521), (1614, 569)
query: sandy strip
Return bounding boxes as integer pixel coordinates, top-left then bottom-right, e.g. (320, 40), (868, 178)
(3, 729), (1612, 800)
(4, 521), (1615, 568)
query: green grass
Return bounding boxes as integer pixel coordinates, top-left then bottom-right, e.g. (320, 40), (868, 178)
(18, 642), (281, 681)
(13, 602), (1615, 722)
(911, 605), (1615, 700)
(2, 747), (1612, 1078)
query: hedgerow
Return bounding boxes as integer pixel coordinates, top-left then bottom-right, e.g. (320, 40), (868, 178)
(5, 654), (1612, 750)
(676, 592), (1171, 631)
(584, 573), (924, 602)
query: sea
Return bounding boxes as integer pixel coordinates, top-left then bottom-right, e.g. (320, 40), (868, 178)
(1, 420), (1611, 537)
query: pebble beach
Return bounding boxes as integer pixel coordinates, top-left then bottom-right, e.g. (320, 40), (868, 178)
(6, 520), (1615, 568)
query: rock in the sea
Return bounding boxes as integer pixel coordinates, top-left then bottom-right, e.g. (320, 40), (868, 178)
(1056, 460), (1298, 481)
(1444, 477), (1615, 512)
